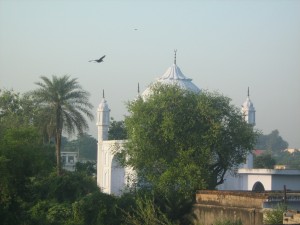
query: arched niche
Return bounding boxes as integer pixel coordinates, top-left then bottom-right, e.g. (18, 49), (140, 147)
(110, 155), (125, 195)
(252, 181), (265, 192)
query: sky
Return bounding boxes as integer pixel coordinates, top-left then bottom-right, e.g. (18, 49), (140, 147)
(0, 0), (299, 148)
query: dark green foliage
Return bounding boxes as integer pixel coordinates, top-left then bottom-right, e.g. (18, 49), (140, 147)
(255, 130), (288, 154)
(108, 118), (128, 140)
(122, 195), (175, 225)
(0, 86), (125, 225)
(0, 127), (55, 225)
(64, 133), (97, 161)
(255, 130), (300, 169)
(31, 172), (98, 203)
(254, 152), (276, 169)
(263, 203), (286, 224)
(72, 191), (119, 225)
(276, 151), (300, 169)
(75, 161), (96, 176)
(123, 85), (257, 199)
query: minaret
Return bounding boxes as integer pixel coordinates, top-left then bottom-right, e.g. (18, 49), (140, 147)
(97, 90), (110, 141)
(241, 87), (256, 168)
(97, 90), (110, 190)
(241, 87), (256, 126)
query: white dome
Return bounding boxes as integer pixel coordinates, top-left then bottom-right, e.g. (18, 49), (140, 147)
(142, 63), (200, 98)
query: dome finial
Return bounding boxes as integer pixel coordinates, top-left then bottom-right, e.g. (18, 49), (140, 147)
(247, 87), (249, 97)
(138, 82), (140, 94)
(174, 49), (177, 65)
(103, 89), (105, 99)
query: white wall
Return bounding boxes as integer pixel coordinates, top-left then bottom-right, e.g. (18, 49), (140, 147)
(247, 174), (272, 190)
(272, 175), (300, 191)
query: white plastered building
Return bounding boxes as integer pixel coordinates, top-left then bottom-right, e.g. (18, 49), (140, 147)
(97, 56), (200, 195)
(97, 57), (300, 195)
(219, 88), (300, 191)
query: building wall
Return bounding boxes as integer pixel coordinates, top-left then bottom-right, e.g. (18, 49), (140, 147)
(272, 175), (300, 191)
(193, 191), (265, 225)
(248, 174), (272, 190)
(97, 140), (130, 195)
(193, 190), (300, 225)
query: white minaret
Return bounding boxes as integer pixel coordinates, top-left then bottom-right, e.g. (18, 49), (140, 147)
(241, 87), (256, 126)
(97, 90), (110, 189)
(97, 90), (110, 141)
(241, 87), (256, 168)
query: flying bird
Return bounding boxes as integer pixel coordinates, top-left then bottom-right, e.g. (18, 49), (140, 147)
(89, 55), (106, 63)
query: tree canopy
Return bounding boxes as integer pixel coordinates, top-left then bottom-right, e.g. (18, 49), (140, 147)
(123, 85), (258, 199)
(108, 118), (128, 140)
(31, 75), (94, 175)
(254, 152), (276, 169)
(255, 129), (288, 153)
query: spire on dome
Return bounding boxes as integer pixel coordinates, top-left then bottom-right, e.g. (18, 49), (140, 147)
(102, 89), (105, 99)
(247, 87), (249, 97)
(174, 49), (177, 65)
(138, 82), (140, 94)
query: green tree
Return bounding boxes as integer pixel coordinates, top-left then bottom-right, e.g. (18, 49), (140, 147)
(123, 85), (257, 198)
(256, 130), (288, 154)
(0, 127), (55, 225)
(65, 133), (97, 161)
(108, 118), (128, 140)
(0, 89), (37, 137)
(32, 75), (94, 175)
(122, 196), (175, 225)
(254, 153), (276, 169)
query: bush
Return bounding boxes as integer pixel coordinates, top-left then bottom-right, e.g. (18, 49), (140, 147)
(263, 203), (286, 224)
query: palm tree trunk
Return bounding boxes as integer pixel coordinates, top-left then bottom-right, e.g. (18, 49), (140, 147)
(55, 107), (63, 176)
(56, 131), (62, 175)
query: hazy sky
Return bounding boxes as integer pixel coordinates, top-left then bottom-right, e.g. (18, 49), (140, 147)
(1, 0), (299, 148)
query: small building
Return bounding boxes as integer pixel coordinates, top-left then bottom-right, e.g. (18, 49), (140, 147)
(61, 151), (78, 171)
(219, 168), (300, 192)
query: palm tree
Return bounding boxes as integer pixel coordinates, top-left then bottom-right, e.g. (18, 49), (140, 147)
(32, 75), (94, 175)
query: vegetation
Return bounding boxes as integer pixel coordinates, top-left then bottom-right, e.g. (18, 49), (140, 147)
(253, 152), (276, 169)
(254, 130), (300, 169)
(0, 82), (295, 225)
(64, 133), (97, 161)
(108, 117), (128, 140)
(263, 204), (286, 224)
(255, 130), (288, 155)
(122, 195), (176, 225)
(119, 84), (258, 222)
(31, 75), (94, 175)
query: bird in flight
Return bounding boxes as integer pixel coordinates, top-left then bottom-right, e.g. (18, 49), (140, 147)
(89, 55), (106, 63)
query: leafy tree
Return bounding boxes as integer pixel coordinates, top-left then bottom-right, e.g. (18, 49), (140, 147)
(32, 75), (94, 175)
(75, 161), (96, 176)
(72, 191), (119, 225)
(254, 153), (276, 169)
(123, 84), (257, 200)
(0, 89), (36, 137)
(122, 196), (175, 225)
(65, 133), (97, 161)
(108, 118), (128, 140)
(275, 151), (300, 169)
(0, 127), (55, 225)
(256, 130), (288, 154)
(263, 203), (286, 224)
